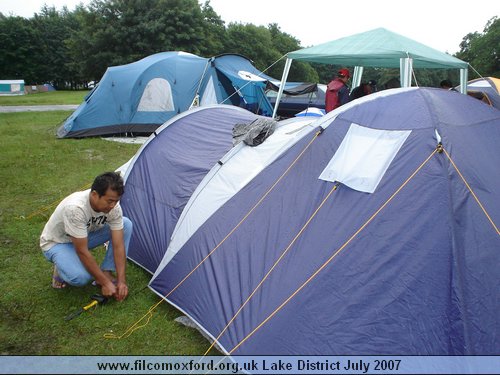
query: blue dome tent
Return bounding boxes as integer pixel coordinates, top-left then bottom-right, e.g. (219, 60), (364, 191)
(58, 53), (277, 138)
(210, 54), (275, 116)
(58, 52), (209, 138)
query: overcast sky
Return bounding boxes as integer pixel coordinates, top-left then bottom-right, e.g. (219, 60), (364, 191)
(1, 0), (498, 54)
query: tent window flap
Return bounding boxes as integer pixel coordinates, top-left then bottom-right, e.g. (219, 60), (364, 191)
(319, 123), (411, 193)
(138, 78), (175, 112)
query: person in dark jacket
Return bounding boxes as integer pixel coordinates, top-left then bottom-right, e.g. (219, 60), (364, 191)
(350, 80), (377, 101)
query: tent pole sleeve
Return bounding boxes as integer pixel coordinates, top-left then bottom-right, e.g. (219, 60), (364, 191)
(400, 57), (413, 87)
(272, 57), (292, 119)
(352, 66), (364, 93)
(459, 68), (468, 94)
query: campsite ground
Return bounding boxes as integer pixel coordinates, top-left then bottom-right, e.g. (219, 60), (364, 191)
(0, 93), (217, 355)
(0, 91), (87, 106)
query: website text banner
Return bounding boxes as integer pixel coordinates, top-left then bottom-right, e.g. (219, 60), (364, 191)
(1, 355), (499, 374)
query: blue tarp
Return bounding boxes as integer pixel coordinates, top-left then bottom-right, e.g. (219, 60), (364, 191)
(149, 88), (500, 355)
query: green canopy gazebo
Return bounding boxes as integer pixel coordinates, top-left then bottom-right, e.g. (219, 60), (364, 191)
(273, 28), (469, 117)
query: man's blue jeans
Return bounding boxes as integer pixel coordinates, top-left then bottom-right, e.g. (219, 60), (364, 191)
(43, 217), (133, 286)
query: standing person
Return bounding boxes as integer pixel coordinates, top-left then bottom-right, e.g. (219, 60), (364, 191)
(40, 172), (133, 301)
(325, 68), (351, 113)
(349, 80), (377, 101)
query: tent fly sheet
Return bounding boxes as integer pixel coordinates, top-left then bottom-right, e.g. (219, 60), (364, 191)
(272, 28), (470, 117)
(148, 88), (500, 356)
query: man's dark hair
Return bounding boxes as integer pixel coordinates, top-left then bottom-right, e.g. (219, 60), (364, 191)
(440, 79), (453, 88)
(350, 83), (372, 101)
(91, 172), (124, 197)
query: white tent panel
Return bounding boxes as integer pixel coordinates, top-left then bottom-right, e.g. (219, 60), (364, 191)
(155, 117), (318, 275)
(351, 66), (364, 91)
(200, 76), (219, 106)
(319, 123), (411, 193)
(237, 70), (267, 81)
(138, 78), (175, 111)
(400, 58), (413, 87)
(468, 80), (492, 88)
(460, 69), (469, 94)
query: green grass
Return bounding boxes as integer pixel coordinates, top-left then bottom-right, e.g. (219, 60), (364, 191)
(0, 110), (218, 355)
(0, 91), (88, 106)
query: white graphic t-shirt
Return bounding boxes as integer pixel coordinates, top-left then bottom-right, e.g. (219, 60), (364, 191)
(40, 189), (123, 251)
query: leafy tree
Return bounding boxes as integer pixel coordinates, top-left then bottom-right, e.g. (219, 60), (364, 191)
(3, 3), (496, 90)
(199, 0), (226, 56)
(64, 4), (105, 83)
(456, 32), (479, 67)
(311, 63), (335, 83)
(66, 0), (208, 80)
(221, 22), (318, 82)
(223, 23), (282, 75)
(0, 15), (41, 82)
(456, 17), (499, 78)
(31, 5), (79, 88)
(0, 7), (82, 87)
(61, 5), (92, 88)
(267, 23), (318, 82)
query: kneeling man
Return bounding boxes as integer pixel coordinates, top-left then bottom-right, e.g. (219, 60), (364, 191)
(40, 171), (133, 301)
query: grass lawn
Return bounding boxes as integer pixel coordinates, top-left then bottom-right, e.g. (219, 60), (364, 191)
(0, 109), (217, 355)
(0, 90), (88, 106)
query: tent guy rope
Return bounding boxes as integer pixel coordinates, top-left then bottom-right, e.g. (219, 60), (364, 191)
(103, 129), (322, 340)
(443, 148), (499, 235)
(227, 146), (440, 354)
(203, 182), (340, 356)
(219, 54), (287, 106)
(104, 133), (498, 352)
(25, 182), (92, 219)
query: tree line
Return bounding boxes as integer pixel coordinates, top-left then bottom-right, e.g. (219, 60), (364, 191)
(0, 0), (498, 89)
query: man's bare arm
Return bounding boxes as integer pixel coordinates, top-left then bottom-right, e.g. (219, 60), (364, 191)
(110, 229), (128, 301)
(71, 236), (116, 298)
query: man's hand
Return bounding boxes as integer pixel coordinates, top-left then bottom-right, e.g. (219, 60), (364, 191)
(100, 280), (117, 299)
(114, 281), (128, 302)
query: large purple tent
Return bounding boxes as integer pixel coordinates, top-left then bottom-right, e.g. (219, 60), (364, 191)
(149, 88), (500, 355)
(121, 105), (262, 273)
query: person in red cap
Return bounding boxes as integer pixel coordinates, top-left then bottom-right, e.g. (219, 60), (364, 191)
(325, 68), (351, 113)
